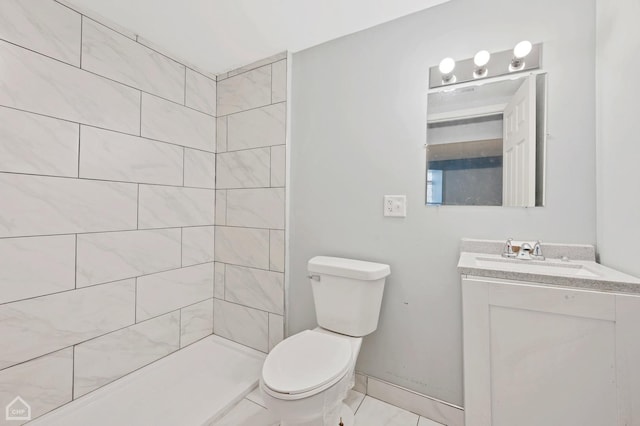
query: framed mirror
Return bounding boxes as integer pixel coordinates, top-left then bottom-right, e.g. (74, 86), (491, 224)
(426, 72), (547, 207)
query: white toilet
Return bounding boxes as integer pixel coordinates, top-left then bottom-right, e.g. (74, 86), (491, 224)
(260, 256), (391, 426)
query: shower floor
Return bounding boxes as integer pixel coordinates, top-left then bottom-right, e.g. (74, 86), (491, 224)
(31, 335), (265, 426)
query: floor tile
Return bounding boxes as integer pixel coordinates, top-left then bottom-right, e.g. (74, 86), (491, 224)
(418, 416), (446, 426)
(246, 386), (267, 407)
(355, 396), (420, 426)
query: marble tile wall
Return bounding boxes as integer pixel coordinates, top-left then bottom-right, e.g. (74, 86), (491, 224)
(0, 0), (217, 422)
(214, 54), (287, 354)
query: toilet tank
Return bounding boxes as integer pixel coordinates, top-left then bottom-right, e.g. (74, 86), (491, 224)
(308, 256), (390, 337)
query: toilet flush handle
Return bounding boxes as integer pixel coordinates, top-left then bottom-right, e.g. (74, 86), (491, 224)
(307, 275), (321, 281)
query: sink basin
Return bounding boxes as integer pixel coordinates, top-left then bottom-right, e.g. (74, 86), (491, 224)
(473, 256), (600, 278)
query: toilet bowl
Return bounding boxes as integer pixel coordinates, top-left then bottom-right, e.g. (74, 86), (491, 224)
(260, 256), (390, 426)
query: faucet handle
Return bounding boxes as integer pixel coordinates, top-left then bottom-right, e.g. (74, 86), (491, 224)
(532, 240), (545, 259)
(502, 238), (516, 258)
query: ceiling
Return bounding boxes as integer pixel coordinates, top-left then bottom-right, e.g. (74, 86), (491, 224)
(66, 0), (450, 75)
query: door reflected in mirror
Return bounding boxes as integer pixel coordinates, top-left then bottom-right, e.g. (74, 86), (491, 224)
(426, 73), (546, 207)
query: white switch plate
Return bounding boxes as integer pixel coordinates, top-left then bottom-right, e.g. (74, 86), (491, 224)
(384, 195), (407, 217)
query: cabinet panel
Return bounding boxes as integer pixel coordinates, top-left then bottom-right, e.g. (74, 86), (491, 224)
(616, 294), (640, 425)
(490, 305), (616, 426)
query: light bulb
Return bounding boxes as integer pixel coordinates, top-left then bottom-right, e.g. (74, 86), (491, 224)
(438, 57), (456, 75)
(474, 50), (491, 67)
(513, 40), (532, 59)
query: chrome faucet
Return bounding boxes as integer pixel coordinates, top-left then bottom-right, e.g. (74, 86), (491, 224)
(517, 242), (533, 259)
(502, 238), (517, 258)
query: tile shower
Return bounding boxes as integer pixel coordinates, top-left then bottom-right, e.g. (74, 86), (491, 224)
(0, 0), (287, 422)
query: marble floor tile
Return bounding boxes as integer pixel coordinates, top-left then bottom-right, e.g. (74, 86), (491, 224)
(346, 390), (366, 413)
(355, 396), (420, 426)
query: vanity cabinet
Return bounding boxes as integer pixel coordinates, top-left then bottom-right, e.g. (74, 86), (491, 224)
(462, 276), (640, 426)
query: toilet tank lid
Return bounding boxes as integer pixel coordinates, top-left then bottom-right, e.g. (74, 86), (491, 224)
(308, 256), (391, 281)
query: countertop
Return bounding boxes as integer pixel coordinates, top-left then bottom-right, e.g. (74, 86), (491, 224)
(458, 239), (640, 295)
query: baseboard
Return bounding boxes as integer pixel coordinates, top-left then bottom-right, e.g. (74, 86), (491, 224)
(354, 373), (464, 426)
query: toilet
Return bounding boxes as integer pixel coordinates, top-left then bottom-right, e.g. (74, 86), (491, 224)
(260, 256), (391, 426)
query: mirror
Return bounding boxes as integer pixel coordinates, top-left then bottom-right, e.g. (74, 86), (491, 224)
(426, 73), (547, 207)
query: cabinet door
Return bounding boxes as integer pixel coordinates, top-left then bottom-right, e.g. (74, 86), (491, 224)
(463, 277), (618, 426)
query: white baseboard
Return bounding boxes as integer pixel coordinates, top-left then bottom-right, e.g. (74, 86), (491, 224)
(354, 373), (464, 426)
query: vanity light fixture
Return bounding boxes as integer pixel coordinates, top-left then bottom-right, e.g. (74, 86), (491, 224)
(510, 40), (532, 71)
(473, 50), (491, 78)
(439, 57), (456, 84)
(428, 42), (541, 89)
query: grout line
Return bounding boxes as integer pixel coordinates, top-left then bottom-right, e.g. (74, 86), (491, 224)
(79, 16), (83, 69)
(0, 169), (220, 190)
(0, 104), (217, 155)
(136, 184), (140, 229)
(74, 234), (78, 289)
(217, 101), (286, 119)
(71, 345), (75, 400)
(0, 224), (215, 241)
(76, 124), (81, 177)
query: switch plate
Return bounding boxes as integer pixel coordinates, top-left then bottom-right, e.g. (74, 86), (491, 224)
(384, 195), (407, 217)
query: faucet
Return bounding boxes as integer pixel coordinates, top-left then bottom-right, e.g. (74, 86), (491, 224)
(516, 241), (545, 260)
(502, 238), (517, 258)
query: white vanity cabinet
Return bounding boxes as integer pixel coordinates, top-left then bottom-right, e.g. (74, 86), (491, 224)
(462, 276), (640, 426)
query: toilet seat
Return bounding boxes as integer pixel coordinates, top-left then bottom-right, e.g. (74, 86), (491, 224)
(262, 330), (352, 399)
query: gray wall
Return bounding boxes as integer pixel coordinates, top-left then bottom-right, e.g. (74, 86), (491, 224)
(290, 0), (596, 406)
(596, 0), (640, 277)
(0, 0), (216, 421)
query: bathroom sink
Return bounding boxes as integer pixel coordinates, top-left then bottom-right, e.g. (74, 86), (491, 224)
(473, 256), (600, 278)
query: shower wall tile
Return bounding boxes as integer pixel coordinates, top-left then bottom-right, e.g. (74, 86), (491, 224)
(215, 190), (227, 225)
(141, 93), (216, 152)
(216, 116), (228, 152)
(270, 145), (286, 187)
(0, 235), (76, 304)
(0, 2), (219, 410)
(216, 148), (270, 189)
(136, 263), (214, 321)
(0, 348), (73, 423)
(79, 126), (183, 186)
(73, 311), (180, 398)
(0, 41), (140, 134)
(0, 0), (81, 66)
(186, 69), (217, 116)
(0, 173), (137, 238)
(214, 226), (270, 269)
(213, 299), (268, 353)
(180, 298), (214, 347)
(226, 188), (285, 229)
(0, 279), (135, 370)
(269, 230), (285, 273)
(76, 229), (182, 287)
(223, 52), (286, 79)
(0, 106), (79, 178)
(225, 265), (284, 314)
(214, 262), (225, 299)
(269, 314), (284, 351)
(138, 185), (215, 229)
(182, 226), (215, 267)
(217, 65), (272, 116)
(226, 103), (286, 151)
(81, 19), (185, 104)
(184, 149), (216, 189)
(271, 60), (287, 103)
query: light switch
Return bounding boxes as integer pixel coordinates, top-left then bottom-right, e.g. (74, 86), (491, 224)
(384, 195), (406, 217)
